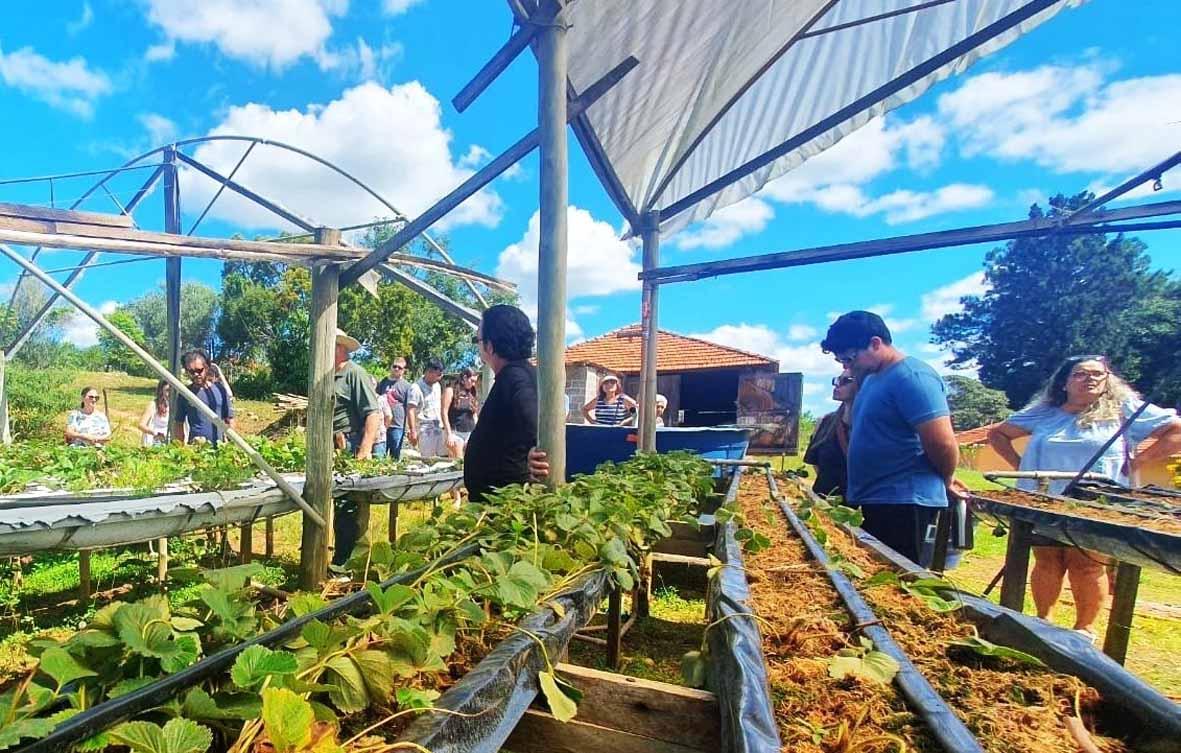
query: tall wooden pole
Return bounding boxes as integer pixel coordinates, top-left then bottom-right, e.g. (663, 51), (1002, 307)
(300, 228), (341, 589)
(535, 0), (569, 486)
(638, 212), (661, 451)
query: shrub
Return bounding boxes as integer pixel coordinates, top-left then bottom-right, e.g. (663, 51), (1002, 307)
(229, 362), (276, 400)
(5, 365), (77, 441)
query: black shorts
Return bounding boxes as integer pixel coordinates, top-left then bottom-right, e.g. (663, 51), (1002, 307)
(858, 504), (942, 568)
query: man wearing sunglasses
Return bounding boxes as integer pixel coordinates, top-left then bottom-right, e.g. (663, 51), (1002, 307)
(820, 311), (966, 568)
(377, 357), (412, 460)
(173, 349), (235, 446)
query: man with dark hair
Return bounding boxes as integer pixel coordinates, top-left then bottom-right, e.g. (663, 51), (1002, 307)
(821, 311), (965, 567)
(407, 358), (446, 459)
(377, 356), (412, 460)
(173, 349), (235, 445)
(464, 304), (548, 502)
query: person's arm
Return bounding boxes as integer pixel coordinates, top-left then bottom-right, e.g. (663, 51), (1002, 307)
(356, 410), (382, 459)
(172, 418), (187, 444)
(987, 422), (1029, 469)
(581, 397), (597, 423)
(138, 403), (156, 439)
(915, 416), (965, 498)
(222, 390), (237, 431)
(64, 414), (88, 445)
(441, 387), (454, 437)
(406, 385), (421, 444)
(1131, 418), (1181, 473)
(620, 394), (638, 410)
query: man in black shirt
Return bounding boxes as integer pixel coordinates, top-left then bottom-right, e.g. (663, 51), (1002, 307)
(465, 305), (549, 502)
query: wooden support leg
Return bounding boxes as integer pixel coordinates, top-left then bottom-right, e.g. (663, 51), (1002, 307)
(265, 517), (274, 558)
(388, 501), (399, 543)
(240, 523), (253, 564)
(1102, 561), (1141, 665)
(999, 520), (1033, 613)
(355, 499), (371, 544)
(156, 537), (168, 586)
(78, 550), (92, 602)
(606, 585), (622, 671)
(635, 553), (652, 620)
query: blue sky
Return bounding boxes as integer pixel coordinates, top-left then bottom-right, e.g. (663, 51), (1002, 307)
(1, 0), (1179, 414)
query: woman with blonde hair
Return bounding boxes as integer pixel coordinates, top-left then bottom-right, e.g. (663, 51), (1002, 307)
(988, 355), (1181, 639)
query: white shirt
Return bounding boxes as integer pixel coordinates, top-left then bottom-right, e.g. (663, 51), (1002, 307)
(410, 378), (443, 424)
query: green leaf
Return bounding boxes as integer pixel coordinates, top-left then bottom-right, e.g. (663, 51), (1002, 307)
(395, 687), (440, 710)
(324, 656), (369, 713)
(354, 650), (396, 706)
(833, 561), (866, 580)
(902, 584), (961, 613)
(949, 636), (1046, 667)
(493, 561), (549, 609)
(289, 592), (329, 617)
(201, 563), (264, 592)
(365, 582), (416, 615)
(827, 647), (900, 685)
(160, 635), (201, 674)
(169, 617), (204, 632)
(38, 646), (97, 689)
(230, 645), (299, 691)
(113, 603), (174, 659)
(538, 670), (578, 722)
(599, 538), (631, 567)
(107, 677), (158, 700)
(553, 512), (580, 531)
(261, 687), (314, 753)
(67, 630), (122, 649)
(680, 650), (707, 688)
(182, 687), (261, 721)
(108, 719), (212, 753)
(862, 571), (901, 588)
(0, 718), (56, 749)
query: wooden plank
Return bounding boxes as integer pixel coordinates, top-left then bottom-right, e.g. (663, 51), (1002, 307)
(999, 519), (1033, 612)
(650, 552), (711, 567)
(668, 521), (712, 541)
(606, 585), (622, 670)
(387, 501), (399, 543)
(78, 550), (91, 602)
(239, 523), (253, 564)
(0, 201), (134, 228)
(1103, 561), (1141, 665)
(265, 517), (274, 558)
(553, 663), (720, 751)
(506, 709), (709, 753)
(651, 538), (709, 558)
(156, 538), (168, 584)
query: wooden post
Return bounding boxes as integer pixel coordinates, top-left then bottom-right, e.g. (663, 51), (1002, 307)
(239, 523), (253, 564)
(606, 584), (622, 671)
(265, 517), (274, 558)
(78, 550), (91, 602)
(1102, 561), (1141, 665)
(999, 520), (1033, 612)
(535, 0), (569, 487)
(354, 496), (371, 545)
(300, 229), (341, 590)
(635, 553), (652, 620)
(637, 212), (660, 452)
(0, 348), (10, 445)
(387, 501), (399, 543)
(156, 537), (168, 586)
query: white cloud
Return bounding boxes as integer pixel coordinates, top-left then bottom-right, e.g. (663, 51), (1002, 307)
(141, 0), (347, 71)
(138, 113), (177, 145)
(0, 45), (111, 118)
(383, 0), (426, 15)
(672, 197), (773, 250)
(867, 304), (918, 334)
(784, 182), (993, 225)
(67, 1), (94, 35)
(144, 41), (176, 62)
(459, 144), (523, 180)
(318, 37), (403, 82)
(185, 81), (502, 231)
(787, 324), (817, 342)
(572, 304), (599, 316)
(62, 300), (118, 348)
(938, 63), (1181, 176)
(920, 271), (988, 323)
(496, 205), (641, 313)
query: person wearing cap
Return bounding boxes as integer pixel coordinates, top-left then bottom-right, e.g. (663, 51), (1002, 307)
(582, 374), (637, 426)
(655, 394), (669, 427)
(332, 329), (383, 566)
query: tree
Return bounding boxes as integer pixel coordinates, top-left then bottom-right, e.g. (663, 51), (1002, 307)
(945, 376), (1011, 431)
(931, 191), (1176, 407)
(124, 282), (219, 361)
(98, 310), (151, 375)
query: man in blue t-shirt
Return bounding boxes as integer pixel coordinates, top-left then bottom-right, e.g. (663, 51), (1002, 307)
(172, 349), (235, 446)
(820, 311), (966, 567)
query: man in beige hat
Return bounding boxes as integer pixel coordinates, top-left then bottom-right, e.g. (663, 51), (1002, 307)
(332, 328), (383, 566)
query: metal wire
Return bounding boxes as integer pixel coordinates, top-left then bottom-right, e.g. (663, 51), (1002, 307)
(0, 162), (165, 187)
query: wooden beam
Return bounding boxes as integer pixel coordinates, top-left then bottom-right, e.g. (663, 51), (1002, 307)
(156, 538), (168, 586)
(606, 585), (622, 670)
(265, 517), (275, 558)
(1103, 561), (1141, 665)
(385, 253), (516, 291)
(300, 230), (341, 589)
(387, 501), (399, 543)
(78, 550), (92, 602)
(0, 201), (133, 228)
(239, 523), (253, 564)
(999, 519), (1033, 613)
(452, 14), (541, 113)
(506, 709), (710, 753)
(379, 264), (480, 327)
(552, 663), (720, 751)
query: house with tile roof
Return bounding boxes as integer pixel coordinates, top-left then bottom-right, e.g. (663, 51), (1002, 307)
(564, 326), (802, 450)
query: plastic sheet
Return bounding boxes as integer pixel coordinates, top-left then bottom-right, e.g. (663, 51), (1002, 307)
(773, 477), (985, 753)
(18, 543), (480, 753)
(973, 494), (1181, 573)
(845, 524), (1181, 742)
(705, 467), (782, 753)
(398, 571), (610, 753)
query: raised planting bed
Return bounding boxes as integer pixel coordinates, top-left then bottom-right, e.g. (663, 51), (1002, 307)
(3, 451), (715, 753)
(773, 472), (1179, 752)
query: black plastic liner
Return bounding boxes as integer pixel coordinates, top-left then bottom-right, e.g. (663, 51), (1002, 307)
(18, 543), (480, 753)
(973, 493), (1181, 573)
(844, 522), (1181, 742)
(397, 570), (610, 753)
(768, 471), (985, 753)
(705, 467), (782, 753)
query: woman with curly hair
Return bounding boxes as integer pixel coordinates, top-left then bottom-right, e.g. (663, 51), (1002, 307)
(988, 355), (1181, 639)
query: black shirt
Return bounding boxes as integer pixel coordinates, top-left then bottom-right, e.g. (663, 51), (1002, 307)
(464, 360), (537, 503)
(804, 410), (849, 498)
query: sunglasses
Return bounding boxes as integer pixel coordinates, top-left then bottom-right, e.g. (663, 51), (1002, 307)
(187, 366), (206, 376)
(831, 376), (855, 387)
(85, 395), (99, 401)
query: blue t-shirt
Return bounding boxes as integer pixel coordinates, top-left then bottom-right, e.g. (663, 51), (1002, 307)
(1007, 400), (1177, 494)
(178, 382), (234, 446)
(847, 357), (950, 508)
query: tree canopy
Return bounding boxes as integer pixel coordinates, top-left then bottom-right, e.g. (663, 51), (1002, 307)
(931, 192), (1181, 408)
(944, 375), (1010, 431)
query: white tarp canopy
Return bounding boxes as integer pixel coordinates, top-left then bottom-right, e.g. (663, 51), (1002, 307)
(542, 0), (1081, 236)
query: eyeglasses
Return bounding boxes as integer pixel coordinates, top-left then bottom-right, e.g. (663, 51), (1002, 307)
(187, 366), (206, 376)
(1070, 369), (1108, 381)
(831, 376), (855, 387)
(85, 395), (99, 401)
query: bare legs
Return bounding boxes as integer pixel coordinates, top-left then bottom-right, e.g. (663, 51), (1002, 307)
(1030, 545), (1108, 631)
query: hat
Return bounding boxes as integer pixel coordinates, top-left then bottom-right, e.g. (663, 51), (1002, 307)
(655, 393), (668, 407)
(335, 329), (361, 353)
(601, 374), (620, 384)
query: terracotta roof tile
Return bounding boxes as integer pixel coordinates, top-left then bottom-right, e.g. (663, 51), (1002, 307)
(565, 325), (777, 374)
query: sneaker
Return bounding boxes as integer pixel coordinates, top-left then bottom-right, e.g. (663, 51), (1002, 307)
(1074, 628), (1098, 645)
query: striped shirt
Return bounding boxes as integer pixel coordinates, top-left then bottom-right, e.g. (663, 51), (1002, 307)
(594, 396), (630, 426)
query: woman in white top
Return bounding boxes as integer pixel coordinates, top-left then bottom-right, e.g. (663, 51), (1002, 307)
(65, 386), (112, 447)
(139, 380), (171, 447)
(988, 355), (1181, 638)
